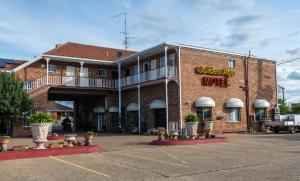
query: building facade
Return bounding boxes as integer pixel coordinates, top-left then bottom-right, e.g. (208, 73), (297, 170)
(1, 42), (277, 136)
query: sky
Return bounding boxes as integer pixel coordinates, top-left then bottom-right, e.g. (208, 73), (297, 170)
(0, 0), (300, 103)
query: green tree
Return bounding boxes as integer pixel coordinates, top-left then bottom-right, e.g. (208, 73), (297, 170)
(290, 103), (300, 114)
(278, 99), (289, 115)
(0, 72), (32, 135)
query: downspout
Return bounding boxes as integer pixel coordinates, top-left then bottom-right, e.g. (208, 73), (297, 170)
(164, 45), (169, 133)
(137, 56), (141, 133)
(178, 47), (183, 134)
(118, 62), (122, 128)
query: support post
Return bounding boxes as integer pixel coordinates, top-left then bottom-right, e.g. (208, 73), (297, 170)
(164, 46), (169, 133)
(178, 47), (183, 134)
(118, 62), (122, 128)
(46, 58), (50, 85)
(137, 56), (141, 133)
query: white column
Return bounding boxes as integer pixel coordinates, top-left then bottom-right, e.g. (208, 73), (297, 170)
(137, 56), (141, 133)
(46, 58), (50, 85)
(178, 47), (183, 134)
(118, 62), (122, 128)
(79, 62), (84, 76)
(164, 46), (169, 132)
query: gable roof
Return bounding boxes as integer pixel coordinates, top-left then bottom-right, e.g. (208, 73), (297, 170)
(43, 42), (136, 61)
(0, 58), (27, 71)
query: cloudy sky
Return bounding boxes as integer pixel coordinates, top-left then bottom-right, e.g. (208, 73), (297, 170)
(0, 0), (300, 102)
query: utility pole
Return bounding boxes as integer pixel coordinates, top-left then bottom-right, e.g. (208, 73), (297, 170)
(244, 50), (251, 132)
(278, 85), (285, 101)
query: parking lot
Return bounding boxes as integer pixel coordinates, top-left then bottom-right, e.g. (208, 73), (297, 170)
(2, 133), (300, 181)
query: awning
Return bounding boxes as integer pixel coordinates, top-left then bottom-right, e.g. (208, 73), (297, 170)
(195, 97), (215, 107)
(109, 106), (119, 113)
(126, 103), (138, 111)
(254, 99), (270, 108)
(149, 99), (166, 109)
(93, 106), (105, 113)
(225, 98), (244, 108)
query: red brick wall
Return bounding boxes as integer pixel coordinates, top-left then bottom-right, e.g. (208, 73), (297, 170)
(180, 47), (276, 133)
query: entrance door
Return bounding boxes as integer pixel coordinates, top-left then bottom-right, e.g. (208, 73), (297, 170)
(96, 113), (106, 131)
(80, 67), (89, 87)
(64, 66), (76, 86)
(154, 108), (166, 128)
(143, 62), (150, 81)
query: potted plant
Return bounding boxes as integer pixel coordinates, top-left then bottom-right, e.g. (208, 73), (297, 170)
(157, 127), (166, 141)
(28, 112), (52, 149)
(204, 119), (214, 138)
(185, 113), (199, 139)
(0, 136), (10, 152)
(84, 131), (94, 146)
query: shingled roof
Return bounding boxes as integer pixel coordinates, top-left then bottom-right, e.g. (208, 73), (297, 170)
(0, 58), (27, 71)
(43, 42), (136, 61)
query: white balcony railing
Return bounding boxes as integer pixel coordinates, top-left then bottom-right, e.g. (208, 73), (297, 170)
(24, 75), (118, 93)
(121, 66), (177, 87)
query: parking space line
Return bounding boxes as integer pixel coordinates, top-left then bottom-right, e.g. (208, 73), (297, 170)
(113, 152), (188, 168)
(49, 156), (111, 178)
(158, 149), (188, 165)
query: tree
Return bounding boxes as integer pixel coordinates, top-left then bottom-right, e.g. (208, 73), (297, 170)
(278, 99), (289, 115)
(0, 72), (32, 135)
(290, 103), (300, 114)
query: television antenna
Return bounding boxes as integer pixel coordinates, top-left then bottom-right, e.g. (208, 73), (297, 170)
(112, 11), (133, 50)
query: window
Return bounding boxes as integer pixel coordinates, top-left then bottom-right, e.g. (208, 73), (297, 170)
(125, 69), (130, 76)
(160, 57), (165, 67)
(196, 107), (212, 122)
(48, 64), (56, 72)
(256, 108), (266, 121)
(228, 108), (240, 122)
(99, 68), (108, 76)
(228, 60), (236, 68)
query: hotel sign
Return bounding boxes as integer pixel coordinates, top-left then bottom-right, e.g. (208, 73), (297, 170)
(194, 66), (235, 87)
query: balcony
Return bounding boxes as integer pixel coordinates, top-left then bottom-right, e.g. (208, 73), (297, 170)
(24, 74), (117, 93)
(121, 66), (177, 87)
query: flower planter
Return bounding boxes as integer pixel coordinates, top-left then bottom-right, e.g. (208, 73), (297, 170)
(157, 130), (165, 141)
(186, 122), (198, 139)
(84, 134), (94, 146)
(169, 130), (179, 140)
(0, 139), (9, 152)
(64, 134), (77, 147)
(204, 121), (214, 138)
(31, 123), (51, 149)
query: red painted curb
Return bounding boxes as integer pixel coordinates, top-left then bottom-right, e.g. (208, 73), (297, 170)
(0, 145), (102, 160)
(150, 137), (228, 145)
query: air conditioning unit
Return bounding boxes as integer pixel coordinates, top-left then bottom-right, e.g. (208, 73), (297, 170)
(272, 108), (280, 114)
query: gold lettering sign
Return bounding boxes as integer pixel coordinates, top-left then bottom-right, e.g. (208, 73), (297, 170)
(194, 66), (235, 77)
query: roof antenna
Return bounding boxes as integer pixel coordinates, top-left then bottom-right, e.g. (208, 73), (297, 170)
(112, 11), (133, 50)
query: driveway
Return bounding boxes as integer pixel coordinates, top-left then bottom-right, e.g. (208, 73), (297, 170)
(2, 133), (300, 181)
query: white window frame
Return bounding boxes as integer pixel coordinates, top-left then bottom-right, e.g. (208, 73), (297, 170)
(48, 64), (56, 73)
(99, 68), (108, 76)
(228, 107), (241, 122)
(228, 60), (236, 68)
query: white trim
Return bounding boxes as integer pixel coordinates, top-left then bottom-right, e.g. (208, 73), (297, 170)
(43, 54), (116, 64)
(137, 56), (141, 133)
(178, 47), (183, 133)
(118, 62), (122, 128)
(164, 45), (169, 133)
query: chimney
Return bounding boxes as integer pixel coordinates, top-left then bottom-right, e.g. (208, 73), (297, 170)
(55, 43), (62, 48)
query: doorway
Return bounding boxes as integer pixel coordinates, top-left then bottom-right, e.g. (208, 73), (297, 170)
(96, 113), (106, 131)
(80, 67), (89, 87)
(64, 66), (76, 86)
(154, 109), (166, 128)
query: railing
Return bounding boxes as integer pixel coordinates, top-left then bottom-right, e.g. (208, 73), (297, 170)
(121, 66), (177, 87)
(24, 75), (117, 93)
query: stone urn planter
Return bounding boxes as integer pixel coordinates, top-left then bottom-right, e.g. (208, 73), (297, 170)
(263, 118), (271, 132)
(185, 113), (200, 139)
(186, 122), (199, 139)
(28, 112), (53, 149)
(0, 136), (10, 152)
(31, 123), (51, 149)
(169, 130), (179, 140)
(84, 131), (94, 146)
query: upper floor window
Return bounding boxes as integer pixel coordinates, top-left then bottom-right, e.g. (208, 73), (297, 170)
(125, 68), (130, 76)
(99, 68), (108, 76)
(48, 64), (56, 72)
(228, 60), (236, 68)
(160, 57), (165, 67)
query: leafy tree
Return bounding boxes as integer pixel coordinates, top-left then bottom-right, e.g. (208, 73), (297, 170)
(290, 103), (300, 114)
(278, 98), (289, 115)
(0, 72), (32, 135)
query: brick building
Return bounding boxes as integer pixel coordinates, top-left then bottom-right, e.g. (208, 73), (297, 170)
(1, 42), (277, 136)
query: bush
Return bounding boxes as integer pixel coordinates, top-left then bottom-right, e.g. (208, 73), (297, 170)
(185, 113), (199, 122)
(28, 112), (52, 124)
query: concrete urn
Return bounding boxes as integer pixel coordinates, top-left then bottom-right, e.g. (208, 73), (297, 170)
(186, 122), (198, 139)
(31, 123), (50, 149)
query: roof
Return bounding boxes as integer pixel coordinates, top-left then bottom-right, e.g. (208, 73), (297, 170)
(43, 42), (136, 61)
(0, 58), (27, 71)
(47, 102), (73, 112)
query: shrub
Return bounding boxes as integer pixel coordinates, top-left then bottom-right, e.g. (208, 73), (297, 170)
(28, 112), (52, 124)
(185, 113), (199, 122)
